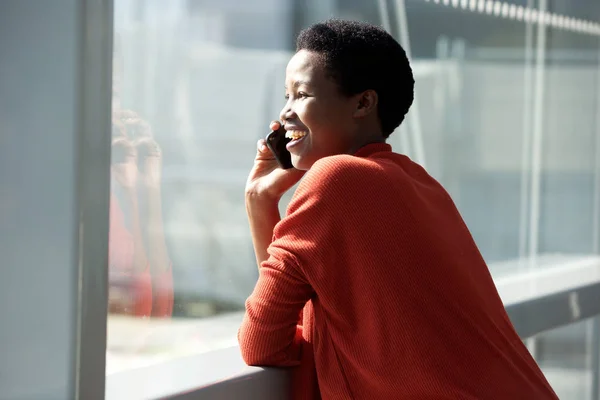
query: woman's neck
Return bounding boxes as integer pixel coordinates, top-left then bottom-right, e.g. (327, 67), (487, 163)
(348, 133), (386, 155)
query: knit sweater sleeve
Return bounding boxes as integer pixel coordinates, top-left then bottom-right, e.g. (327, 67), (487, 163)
(239, 157), (356, 367)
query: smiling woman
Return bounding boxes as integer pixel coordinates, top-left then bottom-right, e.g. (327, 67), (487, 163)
(239, 19), (559, 400)
(279, 49), (374, 170)
(7, 0), (600, 399)
(277, 20), (414, 170)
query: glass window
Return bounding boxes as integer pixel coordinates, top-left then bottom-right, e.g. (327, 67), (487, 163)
(107, 1), (600, 397)
(402, 0), (534, 263)
(533, 318), (596, 399)
(107, 0), (292, 376)
(397, 1), (600, 291)
(539, 0), (599, 257)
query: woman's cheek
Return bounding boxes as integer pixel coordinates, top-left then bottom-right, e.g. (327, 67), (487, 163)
(297, 101), (308, 115)
(301, 101), (319, 124)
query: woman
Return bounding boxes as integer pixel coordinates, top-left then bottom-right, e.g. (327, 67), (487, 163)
(108, 109), (173, 318)
(108, 37), (174, 318)
(238, 19), (557, 399)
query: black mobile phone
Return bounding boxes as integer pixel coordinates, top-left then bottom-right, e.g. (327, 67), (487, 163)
(266, 124), (293, 169)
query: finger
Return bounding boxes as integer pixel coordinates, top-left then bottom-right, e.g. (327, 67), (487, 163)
(257, 139), (268, 154)
(112, 138), (137, 162)
(114, 109), (138, 119)
(111, 136), (128, 147)
(112, 120), (128, 139)
(123, 116), (146, 127)
(135, 121), (153, 138)
(112, 137), (135, 150)
(269, 121), (281, 131)
(255, 139), (278, 163)
(136, 138), (161, 156)
(122, 120), (152, 140)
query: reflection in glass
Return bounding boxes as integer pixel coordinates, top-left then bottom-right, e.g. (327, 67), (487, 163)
(108, 107), (173, 318)
(108, 30), (174, 320)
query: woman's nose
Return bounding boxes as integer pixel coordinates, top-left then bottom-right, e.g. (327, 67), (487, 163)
(279, 101), (294, 122)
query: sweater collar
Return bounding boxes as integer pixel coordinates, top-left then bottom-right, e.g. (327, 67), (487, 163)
(353, 142), (392, 158)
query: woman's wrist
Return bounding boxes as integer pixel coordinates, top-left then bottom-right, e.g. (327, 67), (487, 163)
(142, 185), (162, 206)
(245, 184), (281, 207)
(245, 190), (282, 268)
(121, 187), (139, 210)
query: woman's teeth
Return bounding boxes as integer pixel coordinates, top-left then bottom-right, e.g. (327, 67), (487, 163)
(285, 130), (308, 140)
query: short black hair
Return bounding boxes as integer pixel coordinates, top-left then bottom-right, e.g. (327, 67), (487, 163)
(296, 19), (414, 138)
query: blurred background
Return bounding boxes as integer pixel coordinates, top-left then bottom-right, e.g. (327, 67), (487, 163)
(107, 0), (600, 398)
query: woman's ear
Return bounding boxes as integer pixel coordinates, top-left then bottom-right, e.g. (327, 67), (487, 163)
(353, 90), (378, 118)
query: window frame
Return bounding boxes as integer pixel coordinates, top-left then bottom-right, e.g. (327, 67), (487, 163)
(76, 0), (114, 398)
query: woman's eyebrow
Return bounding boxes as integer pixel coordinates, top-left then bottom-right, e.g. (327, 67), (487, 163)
(284, 80), (311, 90)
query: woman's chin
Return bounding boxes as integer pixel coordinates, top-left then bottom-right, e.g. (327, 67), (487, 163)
(291, 154), (315, 171)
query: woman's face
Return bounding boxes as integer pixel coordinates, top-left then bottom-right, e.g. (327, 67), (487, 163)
(280, 50), (359, 170)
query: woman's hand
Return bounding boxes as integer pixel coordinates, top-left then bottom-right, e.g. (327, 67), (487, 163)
(245, 121), (305, 202)
(111, 137), (138, 190)
(245, 121), (304, 267)
(137, 138), (162, 190)
(114, 109), (153, 139)
(111, 110), (162, 191)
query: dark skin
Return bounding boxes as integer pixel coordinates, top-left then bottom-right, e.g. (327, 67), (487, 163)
(245, 49), (385, 268)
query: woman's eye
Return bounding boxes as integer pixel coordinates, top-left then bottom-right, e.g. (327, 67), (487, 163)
(284, 92), (308, 101)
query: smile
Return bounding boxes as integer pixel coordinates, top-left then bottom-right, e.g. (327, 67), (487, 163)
(285, 130), (308, 140)
(286, 130), (308, 150)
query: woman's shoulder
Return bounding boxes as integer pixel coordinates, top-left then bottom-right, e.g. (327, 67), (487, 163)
(313, 153), (376, 174)
(303, 153), (389, 186)
(294, 154), (389, 202)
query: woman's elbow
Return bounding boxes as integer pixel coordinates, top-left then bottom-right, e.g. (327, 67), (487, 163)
(240, 349), (268, 367)
(238, 333), (274, 366)
(238, 328), (301, 367)
(240, 348), (297, 367)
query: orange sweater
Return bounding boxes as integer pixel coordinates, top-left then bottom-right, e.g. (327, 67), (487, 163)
(239, 143), (558, 400)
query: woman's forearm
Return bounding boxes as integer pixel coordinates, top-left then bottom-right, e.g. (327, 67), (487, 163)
(144, 188), (171, 274)
(246, 192), (281, 268)
(124, 189), (149, 272)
